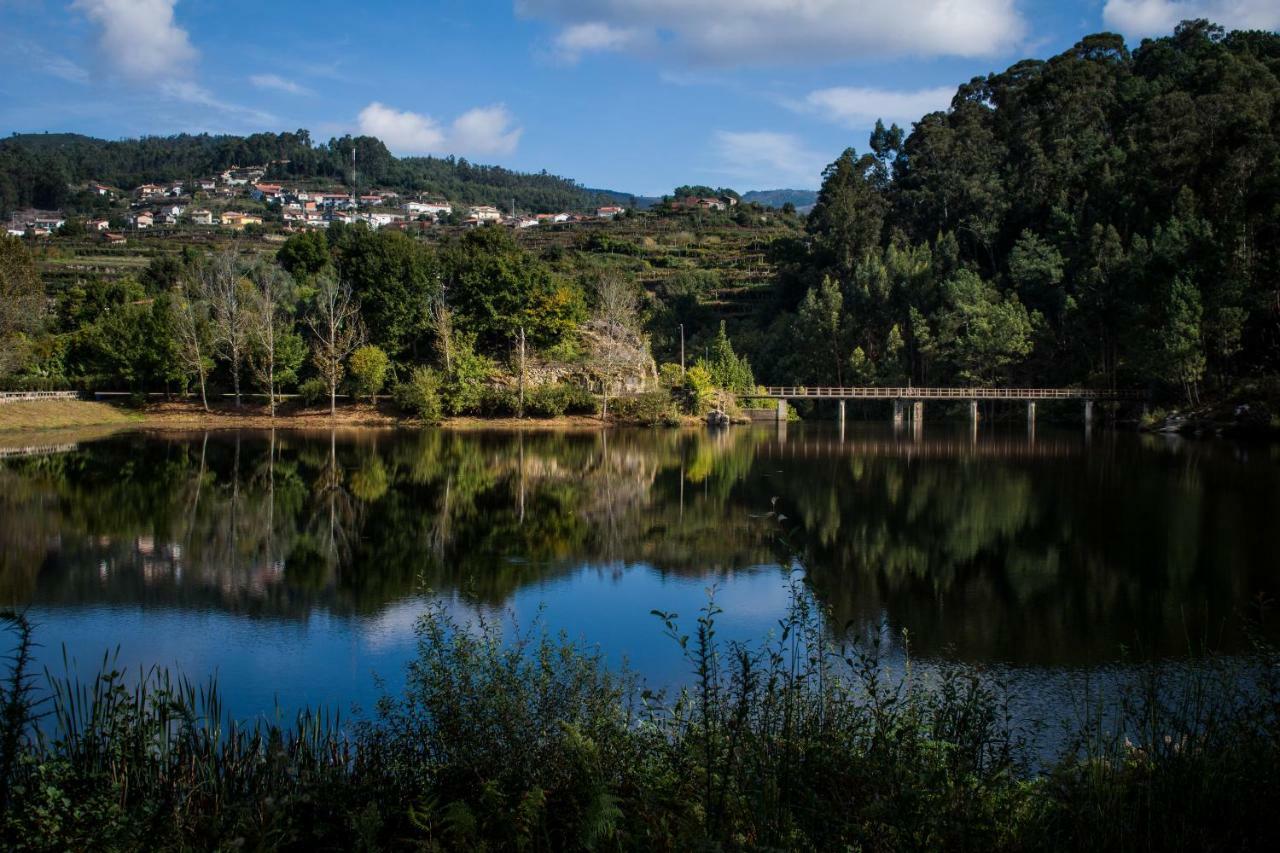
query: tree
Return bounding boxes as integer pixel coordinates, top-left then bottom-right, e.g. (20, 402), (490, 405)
(276, 229), (331, 279)
(0, 236), (43, 376)
(169, 287), (213, 411)
(704, 321), (755, 394)
(808, 148), (889, 283)
(1159, 275), (1205, 405)
(441, 226), (584, 352)
(583, 271), (651, 420)
(199, 250), (251, 407)
(348, 345), (390, 403)
(794, 277), (846, 385)
(938, 270), (1036, 384)
(307, 272), (364, 418)
(247, 262), (298, 417)
(333, 227), (439, 360)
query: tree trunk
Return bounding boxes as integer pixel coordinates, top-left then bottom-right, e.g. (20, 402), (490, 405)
(517, 326), (526, 419)
(198, 370), (209, 413)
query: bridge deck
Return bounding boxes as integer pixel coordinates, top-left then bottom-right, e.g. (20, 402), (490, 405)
(755, 386), (1140, 401)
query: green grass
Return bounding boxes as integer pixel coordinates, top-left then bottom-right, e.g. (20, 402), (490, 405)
(0, 400), (139, 431)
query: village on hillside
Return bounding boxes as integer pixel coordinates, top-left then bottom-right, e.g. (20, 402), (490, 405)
(3, 161), (742, 243)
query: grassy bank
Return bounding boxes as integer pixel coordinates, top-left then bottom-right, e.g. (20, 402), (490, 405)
(2, 587), (1276, 852)
(0, 399), (140, 431)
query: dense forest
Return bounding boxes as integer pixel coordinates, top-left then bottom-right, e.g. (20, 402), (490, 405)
(751, 20), (1280, 400)
(0, 130), (626, 214)
(1, 20), (1278, 417)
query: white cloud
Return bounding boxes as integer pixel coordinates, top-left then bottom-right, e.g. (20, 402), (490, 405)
(553, 22), (647, 62)
(72, 0), (197, 81)
(249, 73), (312, 96)
(357, 102), (523, 157)
(517, 0), (1027, 65)
(712, 130), (826, 188)
(800, 85), (955, 129)
(160, 80), (277, 125)
(1102, 1), (1280, 38)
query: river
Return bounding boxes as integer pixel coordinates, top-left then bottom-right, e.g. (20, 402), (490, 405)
(2, 423), (1277, 726)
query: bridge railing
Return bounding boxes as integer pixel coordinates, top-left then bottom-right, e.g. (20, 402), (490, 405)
(0, 390), (82, 404)
(756, 386), (1142, 400)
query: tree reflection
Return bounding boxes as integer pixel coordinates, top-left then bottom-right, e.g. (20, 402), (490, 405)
(1, 425), (1275, 664)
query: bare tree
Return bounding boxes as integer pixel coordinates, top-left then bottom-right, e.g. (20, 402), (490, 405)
(584, 272), (652, 420)
(307, 272), (364, 418)
(247, 263), (295, 418)
(169, 288), (213, 411)
(199, 250), (251, 407)
(431, 298), (454, 372)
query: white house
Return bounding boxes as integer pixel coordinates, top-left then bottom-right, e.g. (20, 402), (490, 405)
(596, 205), (625, 218)
(406, 200), (453, 217)
(188, 209), (213, 225)
(467, 205), (502, 222)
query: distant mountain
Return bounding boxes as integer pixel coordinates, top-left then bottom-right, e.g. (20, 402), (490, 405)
(740, 189), (818, 211)
(0, 131), (622, 214)
(585, 188), (662, 210)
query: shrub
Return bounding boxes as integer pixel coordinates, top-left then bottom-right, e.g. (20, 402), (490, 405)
(296, 376), (329, 407)
(610, 390), (678, 426)
(525, 383), (570, 418)
(524, 383), (596, 418)
(476, 385), (519, 417)
(679, 364), (715, 415)
(393, 366), (444, 423)
(348, 345), (390, 403)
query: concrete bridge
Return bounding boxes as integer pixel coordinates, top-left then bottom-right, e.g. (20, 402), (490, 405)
(752, 386), (1145, 427)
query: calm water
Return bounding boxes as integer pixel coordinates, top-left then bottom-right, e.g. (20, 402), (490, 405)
(2, 423), (1278, 723)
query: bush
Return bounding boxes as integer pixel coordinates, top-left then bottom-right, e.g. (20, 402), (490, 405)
(348, 345), (390, 403)
(393, 366), (444, 423)
(610, 390), (678, 426)
(296, 377), (329, 407)
(476, 385), (519, 417)
(524, 383), (596, 418)
(679, 364), (715, 415)
(525, 383), (570, 418)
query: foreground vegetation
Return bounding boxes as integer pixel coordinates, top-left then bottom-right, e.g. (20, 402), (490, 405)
(2, 579), (1277, 851)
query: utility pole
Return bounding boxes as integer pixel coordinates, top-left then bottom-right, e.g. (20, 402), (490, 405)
(679, 323), (685, 377)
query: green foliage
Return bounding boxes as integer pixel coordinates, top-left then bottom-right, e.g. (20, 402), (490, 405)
(332, 227), (439, 359)
(4, 593), (1278, 850)
(938, 270), (1037, 385)
(524, 383), (597, 418)
(608, 390), (678, 425)
(703, 321), (755, 394)
(347, 344), (390, 402)
(296, 376), (329, 407)
(441, 226), (585, 351)
(276, 229), (331, 279)
(678, 364), (715, 415)
(393, 366), (444, 423)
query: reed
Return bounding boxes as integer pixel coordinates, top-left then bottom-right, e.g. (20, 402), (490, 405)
(1, 594), (1276, 851)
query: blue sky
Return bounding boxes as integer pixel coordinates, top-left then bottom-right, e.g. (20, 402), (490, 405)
(1, 1), (1277, 195)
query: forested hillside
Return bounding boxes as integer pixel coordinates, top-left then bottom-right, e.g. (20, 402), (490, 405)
(0, 131), (626, 213)
(1, 20), (1277, 418)
(753, 20), (1280, 400)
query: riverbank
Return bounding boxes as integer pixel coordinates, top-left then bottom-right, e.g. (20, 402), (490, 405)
(0, 398), (141, 431)
(1140, 381), (1280, 438)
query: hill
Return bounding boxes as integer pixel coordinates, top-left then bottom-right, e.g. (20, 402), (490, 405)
(0, 131), (624, 214)
(740, 189), (818, 211)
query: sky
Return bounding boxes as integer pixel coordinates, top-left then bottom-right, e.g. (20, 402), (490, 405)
(1, 1), (1278, 195)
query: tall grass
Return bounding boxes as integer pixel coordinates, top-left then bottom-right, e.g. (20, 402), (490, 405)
(1, 592), (1277, 851)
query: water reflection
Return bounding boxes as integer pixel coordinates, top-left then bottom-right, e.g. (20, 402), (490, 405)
(2, 425), (1277, 668)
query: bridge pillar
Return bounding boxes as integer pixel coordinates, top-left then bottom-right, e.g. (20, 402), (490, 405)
(1027, 401), (1037, 441)
(1084, 400), (1094, 430)
(911, 401), (924, 423)
(776, 399), (787, 422)
(837, 400), (846, 426)
(968, 399), (979, 424)
(892, 399), (905, 427)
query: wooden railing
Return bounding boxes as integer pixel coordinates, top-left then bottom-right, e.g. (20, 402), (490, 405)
(755, 387), (1142, 401)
